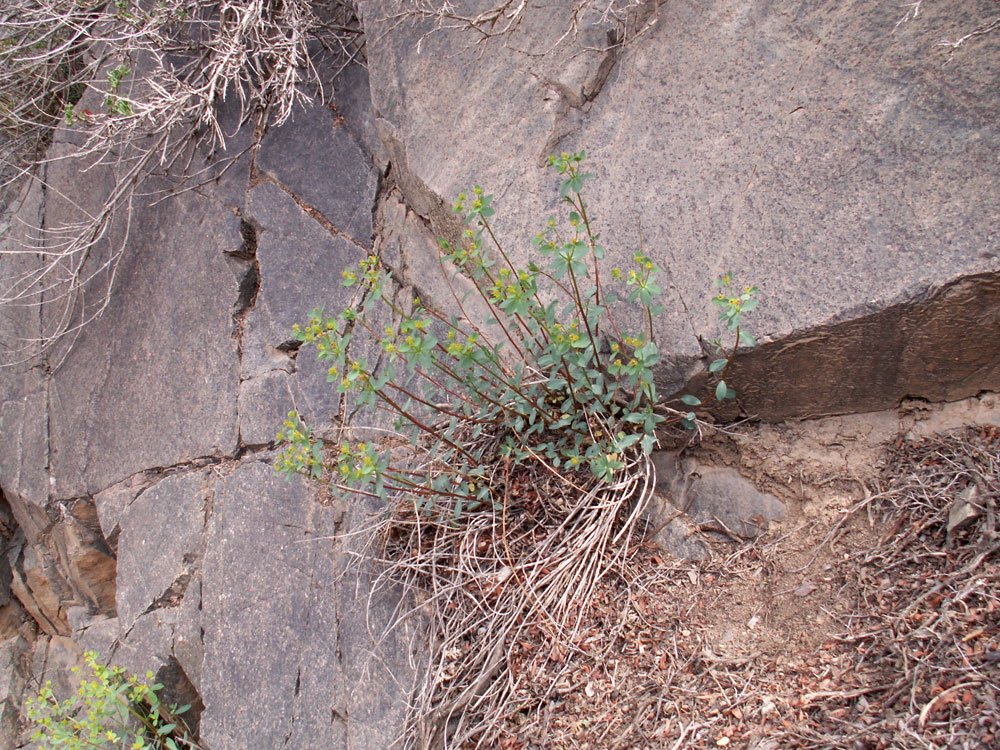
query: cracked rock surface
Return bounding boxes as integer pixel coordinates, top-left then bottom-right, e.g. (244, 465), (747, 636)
(0, 54), (411, 748)
(200, 462), (414, 750)
(41, 139), (244, 501)
(1, 5), (999, 749)
(361, 0), (1000, 414)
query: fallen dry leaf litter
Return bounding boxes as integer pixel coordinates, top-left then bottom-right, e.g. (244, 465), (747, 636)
(468, 425), (1000, 749)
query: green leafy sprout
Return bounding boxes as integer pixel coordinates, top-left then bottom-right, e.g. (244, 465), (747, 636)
(275, 150), (759, 519)
(104, 64), (133, 117)
(25, 651), (200, 750)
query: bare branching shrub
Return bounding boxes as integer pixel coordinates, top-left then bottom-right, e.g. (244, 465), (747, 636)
(0, 0), (363, 365)
(371, 0), (658, 54)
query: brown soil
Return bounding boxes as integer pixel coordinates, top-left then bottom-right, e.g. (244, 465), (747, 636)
(488, 393), (1000, 750)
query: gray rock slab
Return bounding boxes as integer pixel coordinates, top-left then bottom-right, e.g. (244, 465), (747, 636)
(86, 577), (201, 699)
(256, 101), (378, 246)
(338, 498), (421, 750)
(0, 173), (45, 367)
(0, 634), (30, 706)
(93, 472), (152, 546)
(0, 175), (52, 535)
(172, 576), (204, 693)
(69, 613), (118, 662)
(41, 138), (243, 499)
(240, 182), (367, 436)
(375, 190), (493, 332)
(652, 452), (785, 539)
(362, 0), (1000, 416)
(642, 496), (708, 560)
(196, 89), (256, 211)
(0, 634), (32, 748)
(200, 461), (413, 750)
(113, 600), (203, 714)
(333, 61), (389, 169)
(237, 369), (296, 447)
(0, 385), (49, 536)
(115, 472), (208, 632)
(113, 609), (173, 678)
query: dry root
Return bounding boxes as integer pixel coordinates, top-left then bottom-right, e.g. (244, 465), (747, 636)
(362, 449), (655, 749)
(402, 425), (999, 750)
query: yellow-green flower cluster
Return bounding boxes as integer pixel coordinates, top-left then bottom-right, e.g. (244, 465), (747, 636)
(275, 412), (320, 477)
(26, 650), (194, 750)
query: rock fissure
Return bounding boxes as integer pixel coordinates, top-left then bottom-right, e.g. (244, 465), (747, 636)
(231, 219), (262, 365)
(137, 573), (192, 624)
(43, 378), (52, 507)
(102, 456), (229, 504)
(275, 339), (302, 361)
(270, 177), (373, 254)
(2, 3), (999, 748)
(370, 162), (390, 237)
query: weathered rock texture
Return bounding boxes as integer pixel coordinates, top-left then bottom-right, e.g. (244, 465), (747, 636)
(0, 53), (412, 748)
(647, 451), (787, 559)
(360, 0), (1000, 417)
(0, 1), (998, 747)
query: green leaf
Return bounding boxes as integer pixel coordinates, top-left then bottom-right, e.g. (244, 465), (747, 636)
(615, 433), (640, 450)
(715, 380), (728, 401)
(680, 394), (701, 406)
(709, 358), (727, 373)
(739, 329), (757, 347)
(640, 433), (656, 454)
(635, 341), (659, 365)
(742, 298), (758, 312)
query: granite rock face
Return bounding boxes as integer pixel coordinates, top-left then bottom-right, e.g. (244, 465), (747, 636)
(40, 141), (245, 501)
(237, 180), (368, 441)
(361, 0), (1000, 416)
(0, 53), (409, 748)
(199, 462), (414, 750)
(1, 4), (999, 749)
(115, 472), (208, 634)
(256, 102), (379, 246)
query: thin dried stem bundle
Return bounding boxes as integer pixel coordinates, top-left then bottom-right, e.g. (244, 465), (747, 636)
(0, 0), (362, 365)
(471, 425), (998, 750)
(372, 0), (656, 56)
(362, 445), (655, 749)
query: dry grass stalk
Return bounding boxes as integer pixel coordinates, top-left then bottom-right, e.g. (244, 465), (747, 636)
(464, 425), (998, 749)
(371, 0), (658, 56)
(0, 0), (363, 365)
(360, 442), (655, 749)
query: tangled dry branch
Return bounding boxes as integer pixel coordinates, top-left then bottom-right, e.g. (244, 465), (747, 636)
(0, 0), (363, 366)
(370, 0), (658, 57)
(468, 425), (1000, 750)
(360, 444), (655, 749)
